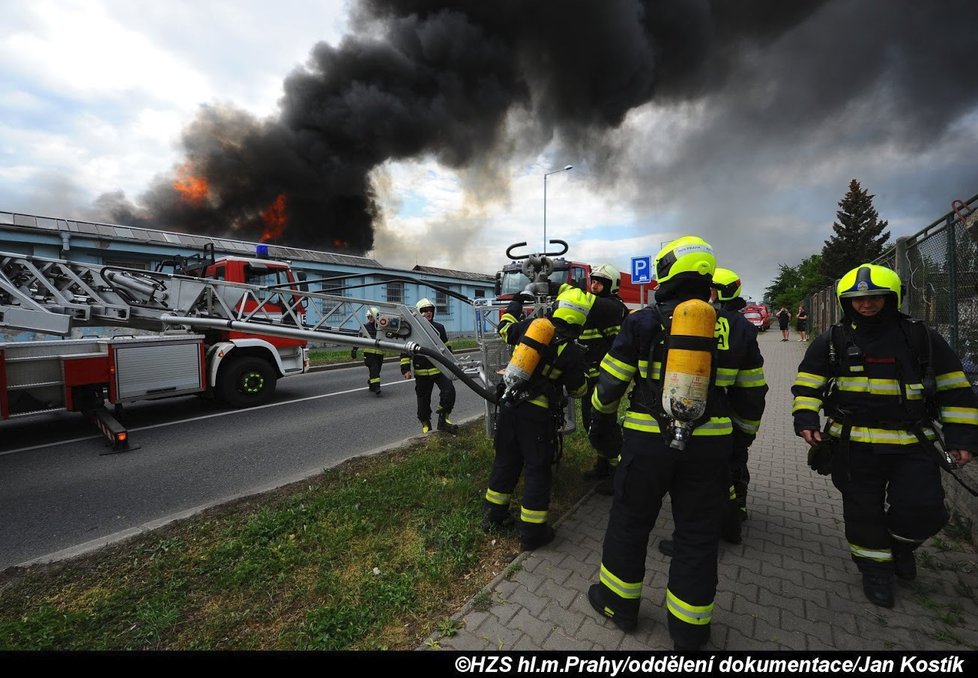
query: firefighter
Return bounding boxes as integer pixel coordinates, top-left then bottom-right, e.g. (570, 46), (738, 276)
(792, 263), (977, 608)
(483, 286), (591, 550)
(580, 264), (630, 489)
(401, 298), (458, 434)
(658, 266), (761, 556)
(586, 236), (767, 650)
(353, 307), (385, 397)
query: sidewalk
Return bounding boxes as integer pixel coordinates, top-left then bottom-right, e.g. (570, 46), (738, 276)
(429, 331), (978, 651)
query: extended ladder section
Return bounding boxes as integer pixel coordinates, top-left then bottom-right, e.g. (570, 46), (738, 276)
(0, 250), (497, 403)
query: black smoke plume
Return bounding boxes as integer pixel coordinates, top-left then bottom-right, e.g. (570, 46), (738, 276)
(96, 0), (978, 253)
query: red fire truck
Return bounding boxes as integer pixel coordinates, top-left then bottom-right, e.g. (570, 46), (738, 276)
(1, 246), (486, 450)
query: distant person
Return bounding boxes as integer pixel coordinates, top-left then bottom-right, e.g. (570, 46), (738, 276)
(401, 298), (458, 433)
(354, 307), (384, 396)
(776, 306), (791, 342)
(796, 304), (809, 341)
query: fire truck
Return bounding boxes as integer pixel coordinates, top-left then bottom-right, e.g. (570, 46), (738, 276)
(493, 240), (647, 309)
(0, 247), (495, 450)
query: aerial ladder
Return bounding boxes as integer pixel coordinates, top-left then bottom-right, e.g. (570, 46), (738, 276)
(1, 249), (500, 450)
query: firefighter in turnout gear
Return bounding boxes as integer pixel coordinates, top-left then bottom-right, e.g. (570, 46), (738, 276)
(356, 307), (384, 396)
(586, 237), (767, 650)
(792, 263), (977, 608)
(658, 267), (759, 557)
(401, 298), (458, 434)
(483, 287), (590, 551)
(580, 264), (630, 488)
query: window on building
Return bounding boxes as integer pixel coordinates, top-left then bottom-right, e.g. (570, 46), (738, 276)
(474, 288), (486, 298)
(435, 289), (450, 315)
(319, 276), (347, 319)
(386, 281), (404, 304)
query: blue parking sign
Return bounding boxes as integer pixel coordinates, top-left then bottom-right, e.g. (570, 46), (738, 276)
(631, 256), (652, 284)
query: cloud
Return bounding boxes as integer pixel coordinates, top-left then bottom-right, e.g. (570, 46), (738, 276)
(2, 0), (977, 304)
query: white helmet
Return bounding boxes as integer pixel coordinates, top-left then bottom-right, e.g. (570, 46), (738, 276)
(367, 306), (380, 319)
(591, 264), (620, 295)
(416, 298), (435, 313)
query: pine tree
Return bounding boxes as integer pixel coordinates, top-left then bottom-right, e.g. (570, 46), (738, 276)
(820, 179), (890, 282)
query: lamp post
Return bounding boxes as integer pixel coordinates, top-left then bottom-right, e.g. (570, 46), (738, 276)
(543, 164), (573, 252)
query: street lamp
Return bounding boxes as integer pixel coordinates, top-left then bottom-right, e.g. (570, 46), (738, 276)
(543, 164), (573, 252)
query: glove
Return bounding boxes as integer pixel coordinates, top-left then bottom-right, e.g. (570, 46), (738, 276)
(350, 347), (358, 359)
(807, 439), (835, 476)
(588, 412), (622, 458)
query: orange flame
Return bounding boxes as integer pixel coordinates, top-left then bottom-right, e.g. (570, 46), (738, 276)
(172, 164), (209, 206)
(260, 194), (288, 242)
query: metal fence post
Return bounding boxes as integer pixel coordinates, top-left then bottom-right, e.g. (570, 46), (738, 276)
(895, 236), (909, 314)
(948, 215), (958, 351)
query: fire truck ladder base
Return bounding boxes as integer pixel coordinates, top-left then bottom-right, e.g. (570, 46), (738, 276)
(90, 407), (138, 454)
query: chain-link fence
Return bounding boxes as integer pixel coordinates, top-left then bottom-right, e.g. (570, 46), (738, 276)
(807, 192), (978, 362)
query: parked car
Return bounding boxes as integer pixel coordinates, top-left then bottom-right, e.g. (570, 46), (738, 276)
(742, 304), (771, 331)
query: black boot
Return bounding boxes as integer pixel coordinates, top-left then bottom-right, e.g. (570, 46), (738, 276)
(893, 546), (917, 581)
(437, 413), (459, 434)
(482, 512), (515, 533)
(583, 457), (610, 479)
(862, 572), (895, 608)
(520, 524), (555, 551)
(588, 584), (637, 632)
(595, 466), (616, 495)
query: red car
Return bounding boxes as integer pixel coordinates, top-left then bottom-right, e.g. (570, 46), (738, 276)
(742, 305), (771, 332)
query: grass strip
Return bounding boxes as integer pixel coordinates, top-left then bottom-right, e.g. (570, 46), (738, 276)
(0, 416), (595, 650)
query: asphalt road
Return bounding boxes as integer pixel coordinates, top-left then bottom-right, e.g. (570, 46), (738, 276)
(0, 364), (487, 570)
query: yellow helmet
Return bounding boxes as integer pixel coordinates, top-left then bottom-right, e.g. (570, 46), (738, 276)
(836, 264), (902, 307)
(711, 267), (742, 302)
(416, 298), (435, 313)
(553, 287), (593, 327)
(654, 236), (715, 284)
(590, 263), (620, 295)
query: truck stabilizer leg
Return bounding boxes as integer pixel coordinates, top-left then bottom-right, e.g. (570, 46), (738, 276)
(91, 407), (139, 454)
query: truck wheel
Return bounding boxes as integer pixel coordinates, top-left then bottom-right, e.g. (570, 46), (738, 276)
(217, 356), (277, 408)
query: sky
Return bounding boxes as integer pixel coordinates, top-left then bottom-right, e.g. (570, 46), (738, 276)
(2, 0), (977, 302)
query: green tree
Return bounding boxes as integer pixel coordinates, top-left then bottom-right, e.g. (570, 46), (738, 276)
(797, 254), (825, 299)
(820, 179), (890, 282)
(764, 254), (823, 309)
(765, 263), (801, 309)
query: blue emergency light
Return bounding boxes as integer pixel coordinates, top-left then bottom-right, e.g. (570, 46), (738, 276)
(256, 244), (269, 258)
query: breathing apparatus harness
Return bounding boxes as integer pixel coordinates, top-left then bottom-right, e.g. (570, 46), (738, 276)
(629, 301), (724, 448)
(818, 316), (977, 496)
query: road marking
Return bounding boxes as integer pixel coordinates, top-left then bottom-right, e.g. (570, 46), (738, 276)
(0, 377), (413, 457)
(16, 412), (480, 569)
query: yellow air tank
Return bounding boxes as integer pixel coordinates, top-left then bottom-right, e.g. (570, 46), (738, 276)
(500, 317), (555, 404)
(661, 299), (716, 449)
